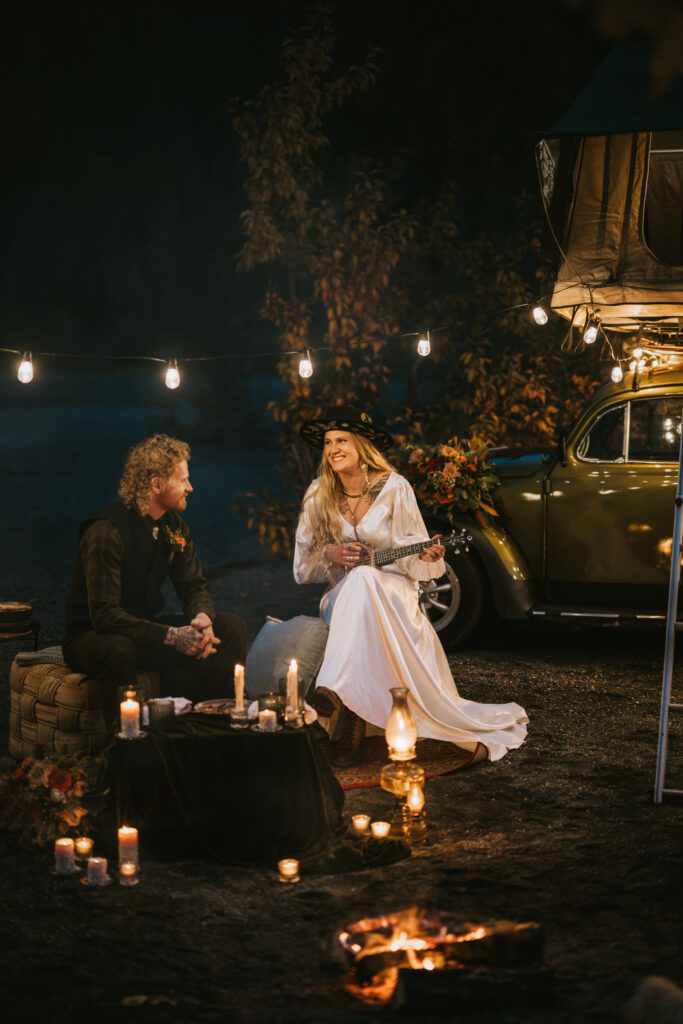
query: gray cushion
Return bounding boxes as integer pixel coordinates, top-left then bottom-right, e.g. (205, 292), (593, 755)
(245, 615), (329, 699)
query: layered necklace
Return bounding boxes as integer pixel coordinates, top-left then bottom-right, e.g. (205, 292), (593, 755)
(338, 475), (370, 532)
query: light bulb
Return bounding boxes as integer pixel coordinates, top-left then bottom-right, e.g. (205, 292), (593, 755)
(633, 347), (643, 359)
(298, 350), (313, 379)
(17, 352), (33, 384)
(664, 417), (673, 430)
(583, 318), (599, 345)
(638, 359), (646, 370)
(611, 365), (623, 383)
(417, 332), (431, 357)
(164, 359), (180, 389)
(532, 305), (548, 326)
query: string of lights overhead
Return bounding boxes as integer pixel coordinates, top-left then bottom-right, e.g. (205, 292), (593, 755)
(3, 288), (676, 389)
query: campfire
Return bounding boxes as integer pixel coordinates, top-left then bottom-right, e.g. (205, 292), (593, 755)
(338, 907), (554, 1011)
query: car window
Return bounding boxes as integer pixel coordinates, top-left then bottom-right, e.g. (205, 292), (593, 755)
(628, 397), (683, 462)
(576, 404), (626, 462)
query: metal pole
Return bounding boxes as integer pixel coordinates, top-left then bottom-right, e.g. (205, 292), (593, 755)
(654, 426), (683, 802)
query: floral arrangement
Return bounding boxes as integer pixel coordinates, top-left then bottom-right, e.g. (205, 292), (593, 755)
(163, 524), (187, 551)
(396, 437), (500, 526)
(0, 751), (107, 848)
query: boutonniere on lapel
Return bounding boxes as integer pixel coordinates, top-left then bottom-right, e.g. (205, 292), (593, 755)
(163, 524), (188, 554)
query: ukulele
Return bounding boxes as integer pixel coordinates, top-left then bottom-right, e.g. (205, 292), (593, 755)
(327, 528), (472, 586)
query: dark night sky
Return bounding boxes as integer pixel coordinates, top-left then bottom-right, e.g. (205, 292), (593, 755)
(0, 0), (609, 365)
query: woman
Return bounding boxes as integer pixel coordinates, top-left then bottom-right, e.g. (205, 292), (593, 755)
(294, 406), (528, 766)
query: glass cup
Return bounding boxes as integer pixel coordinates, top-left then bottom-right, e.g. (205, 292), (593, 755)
(148, 698), (175, 728)
(230, 706), (249, 729)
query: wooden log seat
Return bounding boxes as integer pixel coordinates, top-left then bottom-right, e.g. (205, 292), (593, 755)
(9, 659), (159, 760)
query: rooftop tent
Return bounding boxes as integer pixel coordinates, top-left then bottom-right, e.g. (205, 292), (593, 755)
(538, 43), (683, 335)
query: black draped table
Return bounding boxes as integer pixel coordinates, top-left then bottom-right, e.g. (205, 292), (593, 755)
(100, 714), (350, 868)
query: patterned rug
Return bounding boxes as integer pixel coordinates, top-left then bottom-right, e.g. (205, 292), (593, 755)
(326, 736), (485, 789)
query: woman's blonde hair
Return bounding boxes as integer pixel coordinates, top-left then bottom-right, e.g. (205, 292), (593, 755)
(119, 434), (191, 514)
(300, 431), (395, 557)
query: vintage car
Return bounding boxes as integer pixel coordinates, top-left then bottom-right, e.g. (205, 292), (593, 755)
(419, 363), (683, 645)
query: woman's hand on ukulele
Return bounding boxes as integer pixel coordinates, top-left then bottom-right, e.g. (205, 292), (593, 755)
(325, 542), (364, 567)
(420, 535), (445, 563)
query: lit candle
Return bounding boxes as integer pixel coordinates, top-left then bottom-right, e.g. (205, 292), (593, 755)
(370, 820), (391, 838)
(278, 858), (300, 883)
(87, 857), (108, 885)
(286, 659), (298, 709)
(407, 781), (425, 814)
(352, 814), (371, 836)
(74, 836), (94, 859)
(54, 837), (77, 874)
(120, 697), (140, 738)
(118, 825), (139, 865)
(258, 709), (277, 732)
(234, 664), (245, 710)
(119, 859), (139, 887)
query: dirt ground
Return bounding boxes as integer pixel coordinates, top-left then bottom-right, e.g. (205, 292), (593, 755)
(1, 560), (683, 1024)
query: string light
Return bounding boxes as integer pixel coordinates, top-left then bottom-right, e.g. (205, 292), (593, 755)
(532, 304), (549, 326)
(164, 359), (180, 390)
(298, 349), (313, 379)
(611, 365), (623, 383)
(583, 314), (600, 345)
(417, 331), (431, 357)
(17, 352), (33, 384)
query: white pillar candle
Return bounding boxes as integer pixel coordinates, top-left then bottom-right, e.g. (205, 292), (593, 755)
(352, 814), (371, 835)
(370, 820), (391, 838)
(119, 859), (139, 887)
(87, 857), (108, 885)
(54, 837), (77, 874)
(120, 698), (140, 738)
(258, 709), (277, 732)
(286, 659), (298, 709)
(74, 836), (94, 859)
(234, 664), (245, 710)
(118, 826), (139, 865)
(278, 858), (299, 882)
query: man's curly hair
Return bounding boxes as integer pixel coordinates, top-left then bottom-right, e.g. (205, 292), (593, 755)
(119, 435), (191, 514)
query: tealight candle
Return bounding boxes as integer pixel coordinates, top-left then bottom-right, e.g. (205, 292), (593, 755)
(234, 663), (245, 710)
(118, 825), (139, 865)
(86, 857), (108, 885)
(54, 837), (77, 874)
(278, 858), (300, 883)
(74, 836), (94, 859)
(259, 709), (277, 732)
(352, 814), (371, 836)
(371, 820), (391, 838)
(119, 859), (139, 887)
(120, 697), (140, 738)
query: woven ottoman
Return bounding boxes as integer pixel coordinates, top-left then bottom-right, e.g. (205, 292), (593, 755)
(9, 655), (160, 760)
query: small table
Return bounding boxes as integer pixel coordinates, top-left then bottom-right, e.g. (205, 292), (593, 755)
(105, 714), (345, 867)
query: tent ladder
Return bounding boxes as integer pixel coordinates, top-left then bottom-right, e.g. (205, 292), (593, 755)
(654, 429), (683, 802)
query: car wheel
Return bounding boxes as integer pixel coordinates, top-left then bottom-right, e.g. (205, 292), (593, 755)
(418, 549), (487, 647)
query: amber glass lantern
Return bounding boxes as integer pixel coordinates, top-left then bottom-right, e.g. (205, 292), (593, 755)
(385, 687), (417, 761)
(380, 688), (426, 841)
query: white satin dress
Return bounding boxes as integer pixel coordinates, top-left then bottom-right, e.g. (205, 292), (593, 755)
(293, 472), (528, 761)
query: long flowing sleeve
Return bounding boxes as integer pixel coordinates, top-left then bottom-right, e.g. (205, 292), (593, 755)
(387, 475), (446, 581)
(293, 480), (330, 584)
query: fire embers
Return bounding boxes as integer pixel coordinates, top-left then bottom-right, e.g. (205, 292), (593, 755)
(338, 907), (554, 1012)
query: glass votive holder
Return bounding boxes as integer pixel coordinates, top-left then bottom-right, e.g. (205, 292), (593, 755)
(148, 698), (175, 729)
(230, 706), (249, 729)
(85, 857), (110, 886)
(277, 858), (300, 883)
(258, 709), (278, 732)
(370, 820), (391, 839)
(258, 691), (279, 713)
(74, 836), (94, 861)
(119, 859), (139, 887)
(53, 837), (79, 875)
(284, 706), (304, 729)
(352, 814), (371, 837)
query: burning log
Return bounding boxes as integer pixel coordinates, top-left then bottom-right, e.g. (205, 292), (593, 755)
(393, 964), (556, 1013)
(339, 907), (553, 1010)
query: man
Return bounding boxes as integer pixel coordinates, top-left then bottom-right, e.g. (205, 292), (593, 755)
(63, 434), (246, 724)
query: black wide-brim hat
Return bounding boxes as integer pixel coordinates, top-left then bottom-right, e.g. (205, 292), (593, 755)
(299, 406), (394, 452)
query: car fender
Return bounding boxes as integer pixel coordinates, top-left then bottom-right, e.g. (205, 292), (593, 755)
(423, 512), (538, 620)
